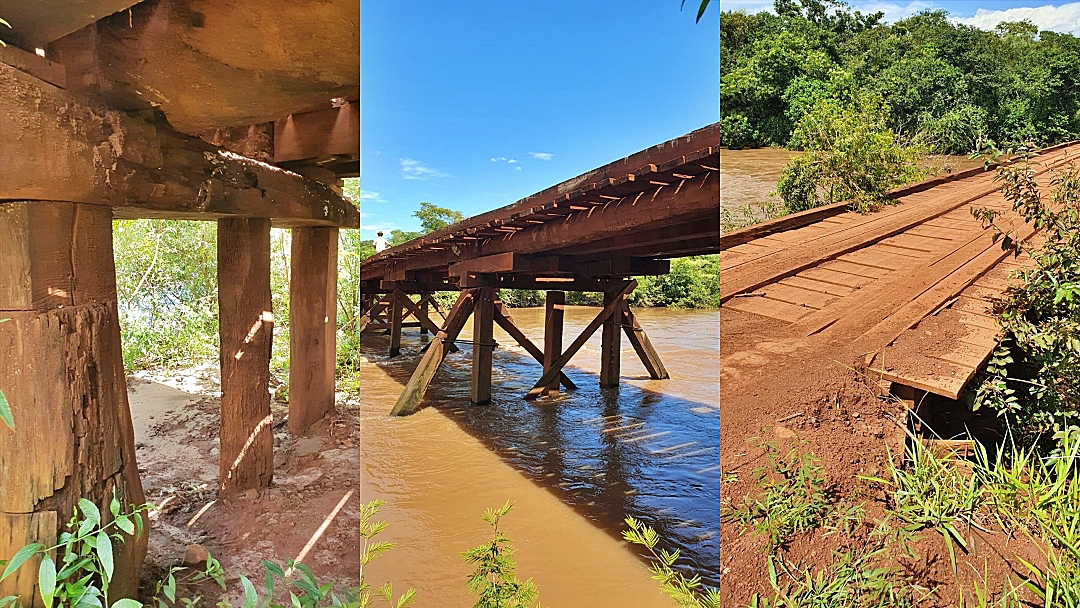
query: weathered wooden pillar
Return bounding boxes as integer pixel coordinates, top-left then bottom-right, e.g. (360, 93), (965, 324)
(471, 287), (496, 405)
(419, 293), (431, 336)
(543, 291), (565, 397)
(288, 226), (338, 436)
(217, 218), (274, 493)
(0, 202), (146, 600)
(389, 292), (403, 358)
(600, 289), (623, 387)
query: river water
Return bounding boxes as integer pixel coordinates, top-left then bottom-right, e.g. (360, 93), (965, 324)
(356, 306), (720, 605)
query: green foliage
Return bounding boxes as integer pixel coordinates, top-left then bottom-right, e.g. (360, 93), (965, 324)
(358, 500), (416, 608)
(413, 202), (464, 234)
(722, 440), (834, 549)
(722, 1), (1080, 152)
(0, 317), (10, 432)
(775, 95), (926, 214)
(623, 518), (722, 608)
(629, 257), (719, 309)
(970, 157), (1080, 444)
(749, 547), (915, 608)
(460, 501), (541, 608)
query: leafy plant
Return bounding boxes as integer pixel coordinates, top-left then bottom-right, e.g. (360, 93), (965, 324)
(357, 500), (415, 608)
(460, 501), (540, 608)
(748, 547), (916, 608)
(623, 518), (721, 608)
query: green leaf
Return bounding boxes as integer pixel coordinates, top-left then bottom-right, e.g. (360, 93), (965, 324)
(96, 530), (114, 581)
(0, 387), (12, 431)
(241, 575), (258, 608)
(1, 543), (43, 581)
(115, 515), (135, 536)
(79, 498), (101, 527)
(111, 599), (143, 608)
(39, 555), (57, 608)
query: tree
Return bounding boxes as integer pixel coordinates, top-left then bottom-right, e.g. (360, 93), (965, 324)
(414, 202), (464, 234)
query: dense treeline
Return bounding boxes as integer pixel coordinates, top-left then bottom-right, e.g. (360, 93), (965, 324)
(722, 0), (1080, 153)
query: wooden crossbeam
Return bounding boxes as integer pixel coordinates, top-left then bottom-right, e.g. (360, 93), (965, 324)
(621, 301), (669, 380)
(492, 300), (576, 390)
(390, 290), (478, 416)
(396, 291), (447, 336)
(525, 280), (637, 399)
(355, 293), (394, 334)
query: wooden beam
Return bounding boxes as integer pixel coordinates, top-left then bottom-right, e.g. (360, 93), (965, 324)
(355, 293), (394, 335)
(544, 291), (566, 396)
(420, 295), (431, 335)
(288, 226), (338, 435)
(0, 62), (359, 228)
(0, 201), (147, 600)
(390, 290), (477, 416)
(217, 218), (274, 493)
(601, 289), (624, 388)
(396, 291), (446, 336)
(621, 301), (669, 380)
(274, 102), (360, 168)
(449, 253), (671, 280)
(526, 280), (637, 399)
(389, 290), (404, 358)
(492, 300), (576, 390)
(471, 288), (496, 405)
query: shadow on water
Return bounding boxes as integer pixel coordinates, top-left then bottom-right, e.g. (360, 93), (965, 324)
(360, 322), (720, 588)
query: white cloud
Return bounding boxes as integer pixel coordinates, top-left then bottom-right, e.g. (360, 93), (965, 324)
(491, 156), (520, 164)
(358, 190), (386, 202)
(400, 158), (450, 180)
(508, 159), (519, 164)
(960, 2), (1080, 34)
(529, 152), (554, 161)
(515, 166), (522, 171)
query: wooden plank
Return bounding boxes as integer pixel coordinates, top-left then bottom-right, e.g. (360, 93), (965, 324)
(724, 296), (812, 324)
(543, 291), (566, 396)
(390, 290), (477, 416)
(758, 282), (838, 309)
(601, 288), (624, 387)
(288, 226), (338, 435)
(817, 259), (891, 279)
(778, 276), (856, 297)
(951, 295), (998, 317)
(837, 247), (914, 270)
(527, 280), (637, 399)
(933, 340), (997, 369)
(217, 218), (274, 493)
(879, 233), (951, 253)
(905, 225), (966, 241)
(870, 350), (975, 399)
(622, 301), (669, 380)
(875, 243), (933, 259)
(472, 288), (496, 404)
(492, 299), (576, 390)
(798, 267), (875, 289)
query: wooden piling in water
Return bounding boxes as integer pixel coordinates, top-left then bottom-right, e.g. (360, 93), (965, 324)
(544, 291), (566, 397)
(471, 287), (496, 405)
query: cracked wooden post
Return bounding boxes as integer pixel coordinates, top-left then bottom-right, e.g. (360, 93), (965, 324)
(0, 202), (147, 600)
(217, 218), (274, 494)
(389, 291), (403, 358)
(288, 226), (338, 436)
(471, 287), (496, 405)
(600, 287), (625, 387)
(544, 291), (566, 397)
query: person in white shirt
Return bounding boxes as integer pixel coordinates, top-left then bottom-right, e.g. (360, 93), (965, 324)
(374, 231), (387, 253)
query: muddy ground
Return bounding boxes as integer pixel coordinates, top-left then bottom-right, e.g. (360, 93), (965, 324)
(719, 308), (1044, 606)
(125, 364), (358, 600)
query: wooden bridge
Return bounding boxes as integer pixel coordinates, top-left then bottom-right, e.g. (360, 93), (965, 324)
(0, 0), (357, 593)
(720, 141), (1080, 414)
(357, 124), (721, 415)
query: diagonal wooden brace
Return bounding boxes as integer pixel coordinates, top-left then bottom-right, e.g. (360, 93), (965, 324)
(525, 280), (637, 399)
(621, 301), (669, 379)
(493, 299), (576, 390)
(389, 289), (478, 416)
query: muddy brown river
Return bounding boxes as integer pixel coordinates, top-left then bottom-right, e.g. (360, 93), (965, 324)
(356, 306), (719, 606)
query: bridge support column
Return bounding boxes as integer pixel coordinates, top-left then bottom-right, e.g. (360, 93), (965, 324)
(600, 288), (624, 388)
(471, 287), (496, 405)
(288, 226), (338, 435)
(621, 301), (669, 380)
(420, 293), (431, 336)
(217, 218), (274, 494)
(389, 291), (403, 358)
(544, 291), (565, 397)
(0, 202), (146, 599)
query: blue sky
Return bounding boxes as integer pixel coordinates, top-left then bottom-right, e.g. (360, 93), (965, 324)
(358, 1), (720, 238)
(721, 0), (1080, 34)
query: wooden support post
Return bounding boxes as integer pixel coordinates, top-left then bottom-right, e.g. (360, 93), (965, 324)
(0, 202), (147, 599)
(217, 218), (274, 494)
(621, 301), (669, 380)
(526, 280), (637, 399)
(471, 287), (496, 405)
(390, 290), (478, 416)
(600, 288), (624, 388)
(420, 293), (431, 335)
(389, 291), (403, 358)
(493, 299), (576, 390)
(544, 291), (566, 396)
(288, 226), (338, 435)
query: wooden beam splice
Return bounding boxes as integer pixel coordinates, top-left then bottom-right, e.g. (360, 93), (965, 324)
(526, 280), (637, 399)
(621, 301), (669, 380)
(492, 299), (577, 390)
(390, 290), (478, 416)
